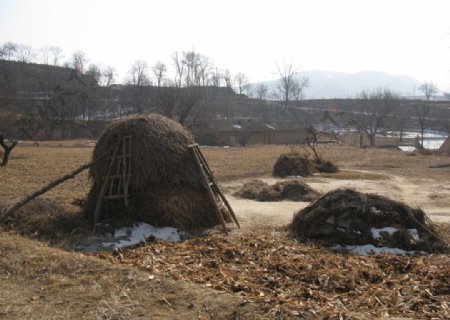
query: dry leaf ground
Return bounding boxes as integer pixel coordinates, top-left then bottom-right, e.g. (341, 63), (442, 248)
(0, 141), (449, 319)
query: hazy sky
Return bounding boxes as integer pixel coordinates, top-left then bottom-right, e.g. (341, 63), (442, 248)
(1, 0), (449, 91)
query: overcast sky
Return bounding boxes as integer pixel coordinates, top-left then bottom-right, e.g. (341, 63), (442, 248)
(1, 0), (449, 91)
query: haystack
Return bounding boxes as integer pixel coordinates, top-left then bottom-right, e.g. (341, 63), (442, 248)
(290, 189), (448, 253)
(272, 152), (338, 177)
(86, 114), (228, 230)
(273, 153), (318, 177)
(234, 179), (320, 202)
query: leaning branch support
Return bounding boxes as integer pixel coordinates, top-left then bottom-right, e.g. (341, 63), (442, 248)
(0, 143), (117, 223)
(0, 161), (94, 222)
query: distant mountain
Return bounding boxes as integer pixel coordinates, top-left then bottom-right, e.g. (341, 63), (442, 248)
(252, 70), (423, 99)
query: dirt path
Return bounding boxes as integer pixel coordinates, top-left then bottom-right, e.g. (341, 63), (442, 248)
(223, 170), (450, 228)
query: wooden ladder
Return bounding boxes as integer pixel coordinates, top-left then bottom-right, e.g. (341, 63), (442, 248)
(93, 136), (133, 226)
(188, 143), (240, 234)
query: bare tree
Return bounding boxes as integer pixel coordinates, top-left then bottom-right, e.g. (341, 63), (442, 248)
(415, 82), (438, 145)
(210, 68), (222, 87)
(349, 89), (398, 147)
(128, 60), (150, 86)
(1, 42), (17, 60)
(85, 64), (102, 84)
(419, 82), (438, 101)
(197, 55), (212, 86)
(49, 46), (64, 66)
(235, 72), (249, 94)
(172, 52), (185, 87)
(152, 62), (167, 87)
(255, 83), (269, 100)
(0, 134), (18, 166)
(70, 51), (88, 74)
(16, 44), (35, 63)
(291, 77), (309, 101)
(222, 69), (233, 88)
(275, 61), (308, 106)
(38, 46), (50, 64)
(103, 65), (116, 86)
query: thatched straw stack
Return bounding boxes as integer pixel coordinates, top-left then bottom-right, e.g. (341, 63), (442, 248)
(273, 152), (338, 177)
(273, 153), (318, 177)
(290, 189), (449, 253)
(86, 114), (224, 230)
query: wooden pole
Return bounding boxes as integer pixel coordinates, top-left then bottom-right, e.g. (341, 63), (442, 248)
(93, 145), (119, 226)
(0, 144), (116, 223)
(189, 145), (228, 234)
(191, 144), (240, 228)
(1, 162), (93, 222)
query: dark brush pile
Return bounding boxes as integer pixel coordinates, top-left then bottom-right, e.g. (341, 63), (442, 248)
(234, 179), (320, 202)
(290, 188), (449, 253)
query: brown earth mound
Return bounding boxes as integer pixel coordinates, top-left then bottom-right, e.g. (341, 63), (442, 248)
(290, 189), (449, 253)
(234, 179), (320, 202)
(0, 198), (89, 241)
(272, 153), (338, 177)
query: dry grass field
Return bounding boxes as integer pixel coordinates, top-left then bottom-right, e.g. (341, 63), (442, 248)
(1, 141), (449, 319)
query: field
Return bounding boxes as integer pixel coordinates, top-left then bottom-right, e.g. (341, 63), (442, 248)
(1, 142), (449, 319)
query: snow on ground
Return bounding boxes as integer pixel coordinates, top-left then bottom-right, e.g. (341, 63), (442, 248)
(398, 146), (416, 152)
(101, 223), (181, 249)
(330, 244), (422, 256)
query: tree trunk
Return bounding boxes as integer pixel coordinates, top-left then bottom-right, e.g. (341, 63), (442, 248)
(0, 136), (18, 166)
(369, 134), (376, 147)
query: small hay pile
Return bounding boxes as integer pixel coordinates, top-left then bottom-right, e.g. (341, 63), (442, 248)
(314, 157), (339, 173)
(234, 179), (320, 202)
(290, 189), (449, 253)
(272, 152), (338, 177)
(87, 114), (226, 230)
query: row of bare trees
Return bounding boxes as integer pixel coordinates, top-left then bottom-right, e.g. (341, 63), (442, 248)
(126, 51), (250, 92)
(0, 42), (116, 86)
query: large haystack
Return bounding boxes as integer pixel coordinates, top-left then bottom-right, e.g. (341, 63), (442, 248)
(86, 114), (225, 230)
(290, 189), (448, 253)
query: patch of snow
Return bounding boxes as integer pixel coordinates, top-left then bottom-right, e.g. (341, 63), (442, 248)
(398, 146), (416, 152)
(265, 124), (276, 130)
(330, 244), (415, 256)
(102, 223), (181, 249)
(422, 139), (445, 150)
(233, 124), (242, 129)
(371, 227), (398, 239)
(371, 227), (420, 240)
(337, 227), (346, 233)
(286, 175), (303, 179)
(407, 228), (420, 241)
(369, 206), (382, 214)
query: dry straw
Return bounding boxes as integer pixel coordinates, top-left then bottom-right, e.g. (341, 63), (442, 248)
(87, 114), (225, 230)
